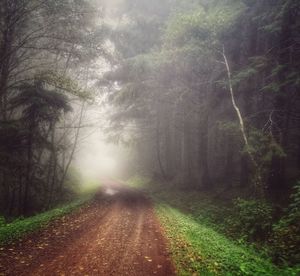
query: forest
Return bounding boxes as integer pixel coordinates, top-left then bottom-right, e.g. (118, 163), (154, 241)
(0, 0), (299, 275)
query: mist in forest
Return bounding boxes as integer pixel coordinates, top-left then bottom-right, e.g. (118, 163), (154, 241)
(73, 105), (130, 183)
(0, 0), (299, 273)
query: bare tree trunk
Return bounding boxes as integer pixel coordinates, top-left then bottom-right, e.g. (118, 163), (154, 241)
(222, 46), (263, 196)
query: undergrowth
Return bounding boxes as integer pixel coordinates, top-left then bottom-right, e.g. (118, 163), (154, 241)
(156, 205), (298, 275)
(140, 179), (300, 275)
(0, 195), (92, 245)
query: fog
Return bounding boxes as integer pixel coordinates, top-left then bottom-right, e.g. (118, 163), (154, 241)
(72, 0), (126, 186)
(74, 122), (128, 183)
(0, 0), (298, 273)
(73, 98), (131, 187)
(63, 0), (300, 197)
(0, 0), (297, 213)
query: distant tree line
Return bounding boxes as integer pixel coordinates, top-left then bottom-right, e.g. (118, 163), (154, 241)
(105, 0), (300, 199)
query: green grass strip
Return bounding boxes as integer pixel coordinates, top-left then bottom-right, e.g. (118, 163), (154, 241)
(156, 204), (298, 276)
(0, 196), (92, 245)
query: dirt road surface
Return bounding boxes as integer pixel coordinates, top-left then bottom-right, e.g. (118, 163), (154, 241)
(0, 183), (175, 276)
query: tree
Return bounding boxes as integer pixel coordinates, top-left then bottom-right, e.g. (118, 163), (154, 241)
(0, 0), (108, 216)
(10, 79), (71, 214)
(104, 0), (300, 199)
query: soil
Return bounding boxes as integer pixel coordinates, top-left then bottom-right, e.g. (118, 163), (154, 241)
(0, 183), (176, 276)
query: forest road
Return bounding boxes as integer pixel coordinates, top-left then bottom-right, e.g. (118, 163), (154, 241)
(0, 183), (176, 276)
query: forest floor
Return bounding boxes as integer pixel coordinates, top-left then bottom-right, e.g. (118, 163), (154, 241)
(0, 182), (175, 276)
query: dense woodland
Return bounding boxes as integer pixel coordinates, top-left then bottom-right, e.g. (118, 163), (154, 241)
(106, 0), (300, 198)
(103, 0), (300, 266)
(0, 0), (300, 270)
(0, 0), (108, 216)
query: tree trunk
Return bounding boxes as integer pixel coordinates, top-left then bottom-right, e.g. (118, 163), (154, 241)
(18, 166), (23, 216)
(24, 122), (34, 215)
(183, 104), (193, 187)
(47, 121), (57, 209)
(222, 46), (263, 196)
(164, 111), (173, 179)
(58, 102), (85, 192)
(199, 112), (212, 190)
(0, 3), (14, 120)
(155, 116), (167, 180)
(267, 3), (293, 193)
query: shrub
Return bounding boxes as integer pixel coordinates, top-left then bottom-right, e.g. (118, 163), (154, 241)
(226, 198), (273, 242)
(0, 216), (5, 227)
(270, 182), (300, 265)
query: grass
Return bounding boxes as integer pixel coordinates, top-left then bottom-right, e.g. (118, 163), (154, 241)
(156, 204), (297, 276)
(0, 195), (93, 245)
(142, 182), (300, 275)
(126, 175), (152, 189)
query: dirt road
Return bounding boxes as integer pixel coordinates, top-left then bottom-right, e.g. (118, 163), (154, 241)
(0, 184), (175, 276)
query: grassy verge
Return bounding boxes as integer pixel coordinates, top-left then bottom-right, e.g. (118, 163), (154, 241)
(156, 204), (297, 276)
(126, 175), (152, 189)
(0, 195), (93, 245)
(139, 180), (299, 275)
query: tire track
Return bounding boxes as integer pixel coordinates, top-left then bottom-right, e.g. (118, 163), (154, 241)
(0, 187), (176, 276)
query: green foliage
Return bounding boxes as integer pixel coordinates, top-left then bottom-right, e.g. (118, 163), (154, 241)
(247, 130), (285, 162)
(157, 205), (288, 275)
(0, 196), (92, 245)
(0, 217), (5, 227)
(127, 175), (151, 188)
(218, 123), (286, 191)
(262, 82), (281, 93)
(36, 71), (92, 100)
(12, 79), (72, 123)
(288, 182), (300, 222)
(270, 182), (300, 265)
(218, 121), (241, 137)
(164, 3), (244, 48)
(60, 167), (83, 200)
(245, 128), (286, 186)
(78, 179), (103, 195)
(164, 7), (209, 47)
(232, 66), (258, 87)
(146, 180), (299, 270)
(227, 198), (273, 242)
